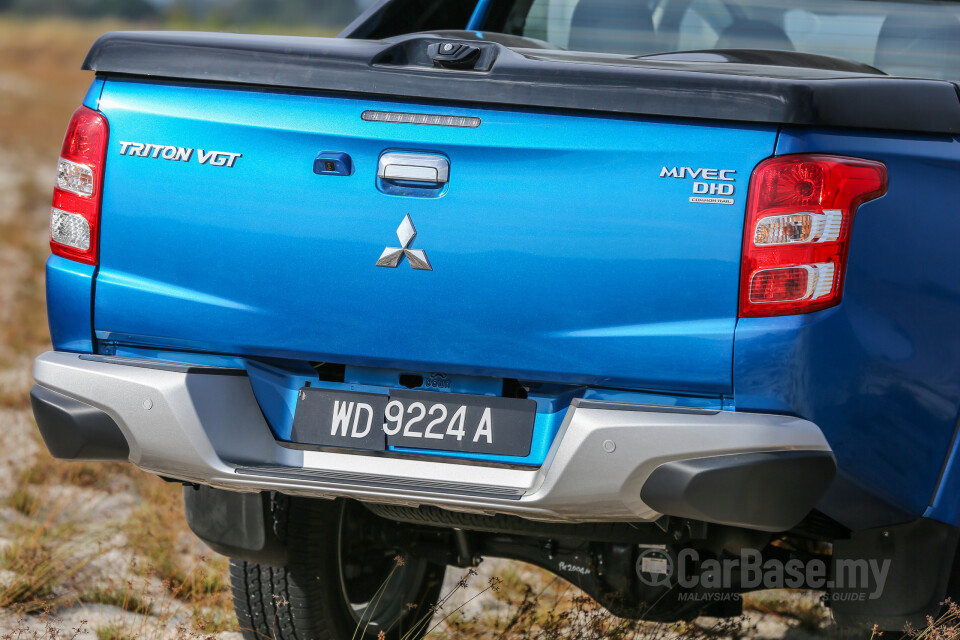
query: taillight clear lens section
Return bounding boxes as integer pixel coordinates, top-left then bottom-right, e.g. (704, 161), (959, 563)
(749, 263), (835, 304)
(56, 158), (95, 196)
(50, 208), (91, 251)
(753, 210), (843, 245)
(739, 155), (887, 318)
(749, 267), (810, 303)
(50, 106), (108, 265)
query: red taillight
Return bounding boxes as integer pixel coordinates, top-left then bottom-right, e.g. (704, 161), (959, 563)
(739, 154), (887, 318)
(50, 106), (108, 265)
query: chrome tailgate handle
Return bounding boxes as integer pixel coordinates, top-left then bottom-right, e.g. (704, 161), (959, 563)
(377, 152), (449, 183)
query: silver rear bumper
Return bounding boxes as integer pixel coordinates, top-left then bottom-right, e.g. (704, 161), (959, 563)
(32, 351), (833, 528)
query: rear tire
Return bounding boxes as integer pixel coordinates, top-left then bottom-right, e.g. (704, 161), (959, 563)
(230, 498), (446, 640)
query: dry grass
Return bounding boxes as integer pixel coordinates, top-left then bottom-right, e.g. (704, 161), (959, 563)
(0, 484), (98, 613)
(0, 17), (131, 153)
(17, 453), (130, 492)
(81, 587), (154, 617)
(868, 599), (960, 640)
(742, 591), (828, 632)
(391, 562), (756, 640)
(0, 442), (239, 631)
(0, 180), (49, 370)
(0, 610), (89, 640)
(7, 436), (237, 630)
(122, 478), (234, 632)
(94, 621), (137, 640)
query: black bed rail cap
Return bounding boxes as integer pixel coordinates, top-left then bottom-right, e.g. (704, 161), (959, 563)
(82, 30), (960, 135)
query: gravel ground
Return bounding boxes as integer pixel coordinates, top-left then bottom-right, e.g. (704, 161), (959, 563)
(435, 559), (836, 640)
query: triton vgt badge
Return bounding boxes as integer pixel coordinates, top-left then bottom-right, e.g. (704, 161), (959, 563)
(376, 214), (432, 271)
(117, 141), (242, 168)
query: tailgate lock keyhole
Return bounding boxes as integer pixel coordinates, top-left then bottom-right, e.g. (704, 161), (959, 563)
(313, 151), (353, 177)
(399, 374), (424, 389)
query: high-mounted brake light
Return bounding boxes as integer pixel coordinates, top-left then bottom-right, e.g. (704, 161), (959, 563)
(50, 106), (108, 265)
(739, 154), (887, 318)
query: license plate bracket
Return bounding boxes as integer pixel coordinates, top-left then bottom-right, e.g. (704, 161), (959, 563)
(291, 387), (537, 457)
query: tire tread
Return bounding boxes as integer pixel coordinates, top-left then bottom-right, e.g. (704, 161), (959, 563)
(230, 497), (441, 640)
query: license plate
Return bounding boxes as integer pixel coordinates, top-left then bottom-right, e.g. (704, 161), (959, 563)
(290, 388), (536, 457)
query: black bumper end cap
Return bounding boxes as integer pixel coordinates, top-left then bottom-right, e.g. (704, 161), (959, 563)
(30, 384), (130, 462)
(640, 450), (837, 532)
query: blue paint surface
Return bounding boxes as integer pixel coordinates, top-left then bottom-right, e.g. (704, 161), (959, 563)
(46, 256), (95, 353)
(108, 344), (247, 369)
(735, 128), (960, 530)
(466, 0), (493, 30)
(91, 78), (777, 395)
(82, 78), (104, 110)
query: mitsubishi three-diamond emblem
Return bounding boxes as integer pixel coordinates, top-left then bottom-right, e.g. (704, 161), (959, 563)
(376, 213), (432, 271)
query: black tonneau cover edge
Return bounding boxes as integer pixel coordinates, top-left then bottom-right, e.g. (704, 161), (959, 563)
(82, 31), (960, 135)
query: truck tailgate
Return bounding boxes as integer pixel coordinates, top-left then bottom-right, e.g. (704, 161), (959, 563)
(93, 79), (776, 392)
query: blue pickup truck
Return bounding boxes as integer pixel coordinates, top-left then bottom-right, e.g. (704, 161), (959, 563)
(28, 0), (960, 636)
